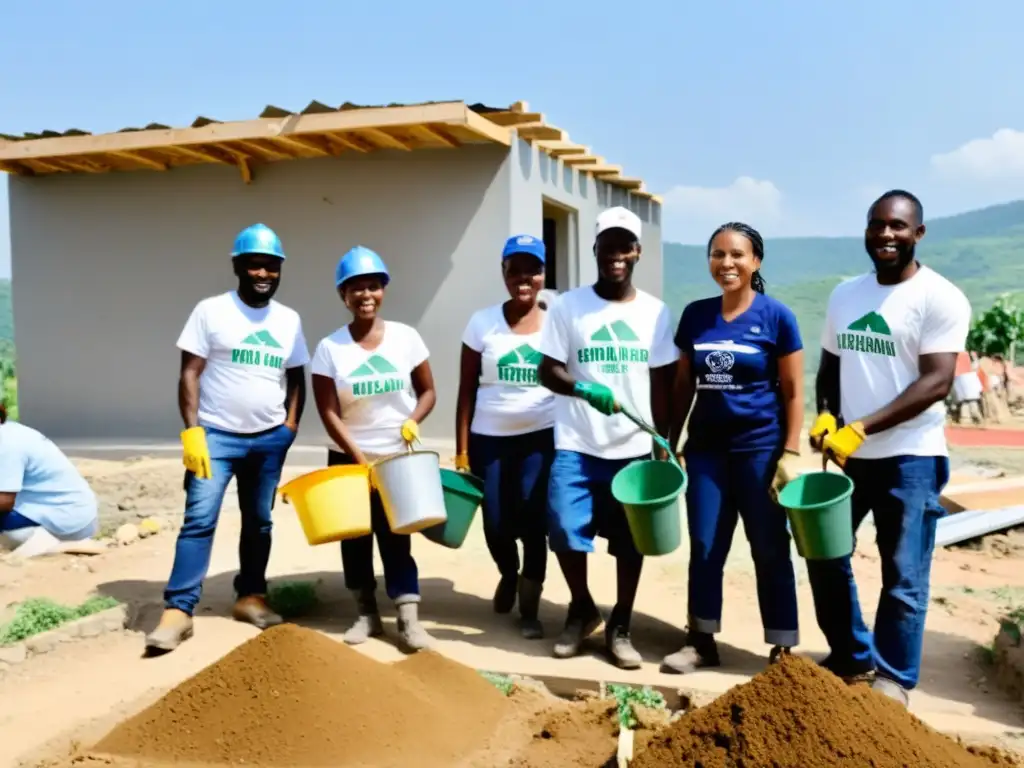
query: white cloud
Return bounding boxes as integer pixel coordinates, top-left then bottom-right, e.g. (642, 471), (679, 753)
(660, 176), (783, 243)
(930, 129), (1024, 181)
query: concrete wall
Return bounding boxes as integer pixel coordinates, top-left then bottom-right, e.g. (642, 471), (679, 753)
(9, 145), (513, 442)
(9, 138), (662, 444)
(508, 137), (662, 298)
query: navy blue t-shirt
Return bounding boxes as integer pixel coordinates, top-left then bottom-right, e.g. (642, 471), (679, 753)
(674, 293), (803, 452)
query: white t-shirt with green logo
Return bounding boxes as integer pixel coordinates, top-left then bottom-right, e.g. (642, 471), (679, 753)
(177, 291), (309, 435)
(821, 266), (971, 459)
(540, 287), (679, 460)
(462, 304), (555, 437)
(310, 321), (429, 458)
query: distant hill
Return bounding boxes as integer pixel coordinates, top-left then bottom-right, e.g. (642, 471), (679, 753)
(663, 199), (1024, 408)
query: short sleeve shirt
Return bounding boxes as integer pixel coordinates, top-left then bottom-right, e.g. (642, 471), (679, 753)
(0, 421), (98, 538)
(821, 266), (971, 458)
(310, 321), (429, 458)
(461, 304), (555, 437)
(176, 292), (310, 435)
(539, 287), (679, 460)
(675, 293), (803, 452)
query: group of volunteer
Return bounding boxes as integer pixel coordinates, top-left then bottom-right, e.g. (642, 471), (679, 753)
(134, 188), (967, 710)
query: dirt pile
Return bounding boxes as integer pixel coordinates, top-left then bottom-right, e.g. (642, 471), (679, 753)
(633, 654), (1020, 768)
(91, 624), (509, 767)
(505, 697), (621, 767)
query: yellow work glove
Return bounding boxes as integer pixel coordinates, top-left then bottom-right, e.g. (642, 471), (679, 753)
(822, 421), (866, 468)
(771, 449), (801, 498)
(401, 419), (420, 445)
(808, 411), (838, 452)
(180, 426), (212, 480)
(453, 453), (470, 472)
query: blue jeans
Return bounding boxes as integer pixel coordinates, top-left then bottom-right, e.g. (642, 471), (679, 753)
(164, 424), (295, 615)
(806, 455), (950, 689)
(469, 428), (553, 584)
(547, 449), (644, 560)
(330, 451), (419, 601)
(684, 448), (798, 647)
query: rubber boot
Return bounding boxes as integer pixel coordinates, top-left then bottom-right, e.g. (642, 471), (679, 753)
(493, 573), (518, 614)
(517, 577), (544, 640)
(395, 595), (433, 653)
(145, 608), (194, 654)
(343, 589), (384, 645)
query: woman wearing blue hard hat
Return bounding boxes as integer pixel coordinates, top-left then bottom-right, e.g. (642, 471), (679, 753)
(310, 246), (437, 652)
(454, 234), (554, 639)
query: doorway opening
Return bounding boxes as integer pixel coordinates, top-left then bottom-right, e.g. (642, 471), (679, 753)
(541, 199), (576, 292)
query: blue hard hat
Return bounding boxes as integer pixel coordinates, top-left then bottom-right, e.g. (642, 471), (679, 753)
(231, 223), (286, 260)
(335, 246), (391, 288)
(502, 234), (545, 263)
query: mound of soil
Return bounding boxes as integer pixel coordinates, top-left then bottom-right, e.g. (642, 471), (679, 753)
(91, 624), (509, 767)
(632, 654), (1020, 768)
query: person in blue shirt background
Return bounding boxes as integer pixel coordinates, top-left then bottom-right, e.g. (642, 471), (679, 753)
(0, 402), (99, 559)
(663, 222), (805, 674)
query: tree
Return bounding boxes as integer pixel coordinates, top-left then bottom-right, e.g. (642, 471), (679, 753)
(967, 294), (1024, 361)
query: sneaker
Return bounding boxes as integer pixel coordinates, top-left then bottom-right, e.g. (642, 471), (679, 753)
(819, 654), (875, 684)
(552, 602), (602, 659)
(606, 625), (642, 670)
(661, 629), (721, 674)
(872, 676), (910, 707)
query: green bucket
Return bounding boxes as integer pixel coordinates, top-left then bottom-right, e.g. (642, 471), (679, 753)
(611, 458), (687, 556)
(422, 469), (484, 549)
(776, 471), (855, 561)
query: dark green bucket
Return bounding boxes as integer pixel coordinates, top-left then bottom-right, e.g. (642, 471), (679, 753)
(776, 471), (855, 561)
(611, 458), (687, 556)
(422, 469), (484, 549)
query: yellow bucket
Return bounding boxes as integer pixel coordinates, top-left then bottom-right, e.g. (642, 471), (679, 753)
(278, 465), (372, 546)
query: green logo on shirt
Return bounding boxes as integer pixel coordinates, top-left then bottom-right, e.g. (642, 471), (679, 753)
(232, 330), (285, 369)
(578, 320), (648, 374)
(497, 345), (543, 385)
(837, 312), (896, 357)
(349, 355), (405, 397)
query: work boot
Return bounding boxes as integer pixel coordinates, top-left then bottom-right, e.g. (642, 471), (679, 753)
(606, 623), (642, 670)
(343, 589), (384, 646)
(769, 645), (791, 665)
(819, 654), (875, 684)
(395, 596), (433, 653)
(493, 573), (518, 614)
(552, 601), (602, 659)
(232, 595), (283, 630)
(661, 629), (721, 674)
(518, 577), (544, 640)
(871, 676), (910, 707)
(144, 608), (194, 653)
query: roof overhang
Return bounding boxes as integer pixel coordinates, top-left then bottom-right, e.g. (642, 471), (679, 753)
(0, 99), (660, 201)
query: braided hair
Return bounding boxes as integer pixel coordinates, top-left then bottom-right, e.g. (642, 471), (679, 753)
(707, 222), (766, 294)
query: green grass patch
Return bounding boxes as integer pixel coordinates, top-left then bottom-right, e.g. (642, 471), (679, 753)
(606, 683), (667, 729)
(479, 671), (516, 696)
(0, 595), (121, 645)
(266, 580), (319, 619)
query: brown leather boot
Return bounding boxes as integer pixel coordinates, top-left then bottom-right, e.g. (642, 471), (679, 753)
(232, 596), (283, 630)
(145, 608), (194, 653)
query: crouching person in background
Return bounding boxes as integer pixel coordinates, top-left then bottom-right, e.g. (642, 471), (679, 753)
(0, 402), (100, 559)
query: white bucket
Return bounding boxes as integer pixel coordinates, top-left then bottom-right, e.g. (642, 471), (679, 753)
(370, 450), (448, 534)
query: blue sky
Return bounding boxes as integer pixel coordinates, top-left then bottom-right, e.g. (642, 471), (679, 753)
(3, 0), (1024, 278)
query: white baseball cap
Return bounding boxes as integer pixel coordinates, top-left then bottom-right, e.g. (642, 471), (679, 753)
(595, 206), (642, 241)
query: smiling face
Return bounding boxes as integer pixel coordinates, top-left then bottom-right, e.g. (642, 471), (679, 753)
(339, 274), (386, 321)
(865, 195), (924, 275)
(502, 252), (545, 306)
(594, 228), (640, 285)
(708, 229), (760, 293)
(234, 254), (283, 304)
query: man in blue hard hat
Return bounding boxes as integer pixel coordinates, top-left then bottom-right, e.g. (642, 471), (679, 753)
(145, 223), (310, 654)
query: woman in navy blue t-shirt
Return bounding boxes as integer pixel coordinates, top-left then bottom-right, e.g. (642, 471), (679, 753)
(662, 222), (804, 674)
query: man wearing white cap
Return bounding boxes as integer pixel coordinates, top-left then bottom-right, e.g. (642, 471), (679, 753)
(538, 206), (679, 668)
